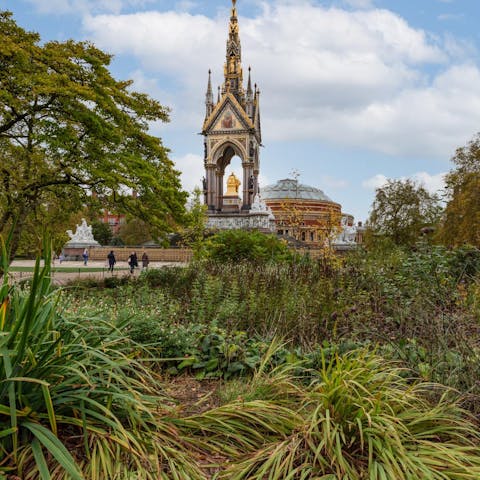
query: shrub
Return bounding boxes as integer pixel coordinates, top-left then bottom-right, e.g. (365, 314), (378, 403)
(202, 230), (292, 262)
(103, 274), (131, 288)
(129, 317), (200, 358)
(448, 244), (480, 280)
(141, 265), (197, 297)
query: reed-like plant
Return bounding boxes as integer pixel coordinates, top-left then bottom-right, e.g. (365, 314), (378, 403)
(185, 349), (480, 479)
(0, 238), (205, 479)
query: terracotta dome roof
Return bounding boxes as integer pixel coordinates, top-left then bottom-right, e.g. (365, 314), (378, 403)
(261, 179), (333, 202)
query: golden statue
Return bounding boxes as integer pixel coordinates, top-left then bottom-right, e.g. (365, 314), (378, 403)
(226, 172), (241, 195)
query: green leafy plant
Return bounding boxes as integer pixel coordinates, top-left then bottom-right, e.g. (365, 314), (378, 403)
(202, 230), (292, 263)
(176, 330), (269, 380)
(0, 238), (205, 479)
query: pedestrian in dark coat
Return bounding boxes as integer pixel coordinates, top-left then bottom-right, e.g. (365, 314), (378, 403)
(107, 250), (116, 272)
(128, 252), (138, 273)
(141, 252), (149, 270)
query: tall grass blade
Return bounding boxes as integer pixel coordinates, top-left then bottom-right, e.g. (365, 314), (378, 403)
(23, 421), (84, 480)
(31, 438), (52, 480)
(40, 384), (57, 436)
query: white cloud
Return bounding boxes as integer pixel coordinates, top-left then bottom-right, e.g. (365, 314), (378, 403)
(173, 153), (204, 193)
(175, 1), (197, 12)
(411, 171), (446, 193)
(83, 2), (480, 159)
(362, 174), (388, 190)
(362, 172), (446, 193)
(442, 34), (476, 59)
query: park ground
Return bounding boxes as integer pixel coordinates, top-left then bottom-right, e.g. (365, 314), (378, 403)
(9, 259), (183, 285)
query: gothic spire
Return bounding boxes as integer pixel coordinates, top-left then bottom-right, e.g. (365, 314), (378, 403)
(223, 0), (244, 103)
(246, 66), (254, 117)
(205, 69), (214, 117)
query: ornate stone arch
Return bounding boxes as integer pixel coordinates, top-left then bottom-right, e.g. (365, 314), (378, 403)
(211, 138), (247, 168)
(205, 139), (248, 212)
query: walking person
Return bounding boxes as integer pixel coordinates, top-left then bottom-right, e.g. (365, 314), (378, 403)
(141, 251), (149, 270)
(82, 248), (89, 266)
(107, 250), (116, 273)
(128, 251), (138, 274)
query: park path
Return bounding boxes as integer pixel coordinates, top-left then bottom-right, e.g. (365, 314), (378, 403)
(9, 260), (184, 286)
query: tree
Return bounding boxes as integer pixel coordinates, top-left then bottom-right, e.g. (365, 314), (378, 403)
(181, 188), (208, 258)
(0, 12), (187, 260)
(91, 221), (113, 246)
(368, 179), (442, 247)
(118, 219), (153, 246)
(275, 199), (342, 249)
(439, 134), (480, 247)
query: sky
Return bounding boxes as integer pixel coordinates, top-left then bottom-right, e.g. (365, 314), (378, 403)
(3, 0), (480, 222)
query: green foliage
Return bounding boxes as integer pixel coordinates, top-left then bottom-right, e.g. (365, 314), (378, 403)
(141, 265), (197, 297)
(91, 220), (113, 246)
(103, 275), (131, 289)
(182, 188), (208, 259)
(203, 229), (292, 262)
(183, 350), (480, 479)
(176, 330), (269, 380)
(0, 242), (205, 478)
(110, 235), (125, 246)
(20, 238), (480, 477)
(440, 133), (480, 247)
(129, 317), (199, 358)
(127, 315), (271, 379)
(118, 218), (153, 245)
(64, 243), (480, 410)
(0, 11), (187, 260)
(368, 178), (442, 247)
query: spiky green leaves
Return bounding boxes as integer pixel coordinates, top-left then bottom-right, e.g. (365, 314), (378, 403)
(184, 351), (480, 479)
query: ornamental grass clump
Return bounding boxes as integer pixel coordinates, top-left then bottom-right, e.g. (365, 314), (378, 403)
(0, 239), (205, 479)
(186, 349), (480, 479)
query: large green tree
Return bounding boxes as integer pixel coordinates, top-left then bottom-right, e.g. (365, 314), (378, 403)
(368, 179), (442, 247)
(91, 220), (113, 246)
(0, 11), (187, 260)
(439, 133), (480, 247)
(118, 218), (153, 246)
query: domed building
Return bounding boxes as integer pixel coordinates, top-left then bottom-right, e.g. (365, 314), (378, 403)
(262, 178), (352, 247)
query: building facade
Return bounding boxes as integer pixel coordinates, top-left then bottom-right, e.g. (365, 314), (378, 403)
(262, 179), (342, 246)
